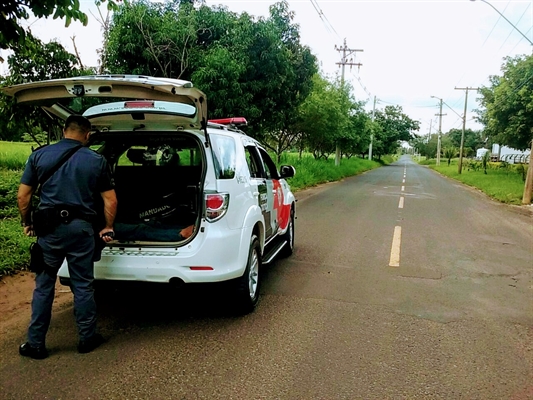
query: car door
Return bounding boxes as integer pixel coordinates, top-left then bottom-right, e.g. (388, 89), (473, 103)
(256, 147), (285, 238)
(244, 144), (274, 240)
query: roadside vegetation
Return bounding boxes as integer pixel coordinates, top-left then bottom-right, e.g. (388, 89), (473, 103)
(419, 157), (527, 205)
(0, 141), (391, 276)
(0, 1), (413, 277)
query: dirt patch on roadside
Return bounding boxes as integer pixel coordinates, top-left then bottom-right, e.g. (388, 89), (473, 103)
(0, 272), (72, 339)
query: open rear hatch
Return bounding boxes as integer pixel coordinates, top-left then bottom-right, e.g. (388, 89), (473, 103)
(1, 75), (207, 129)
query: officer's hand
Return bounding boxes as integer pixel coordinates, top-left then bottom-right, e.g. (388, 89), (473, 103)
(23, 225), (36, 237)
(99, 228), (115, 243)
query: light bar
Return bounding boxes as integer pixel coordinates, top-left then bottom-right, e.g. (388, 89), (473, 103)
(208, 117), (247, 126)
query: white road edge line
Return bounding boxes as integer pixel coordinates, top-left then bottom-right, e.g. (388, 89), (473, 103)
(389, 226), (402, 267)
(398, 196), (404, 209)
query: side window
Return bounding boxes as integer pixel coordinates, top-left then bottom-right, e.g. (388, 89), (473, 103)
(258, 148), (279, 180)
(210, 134), (236, 179)
(245, 146), (263, 178)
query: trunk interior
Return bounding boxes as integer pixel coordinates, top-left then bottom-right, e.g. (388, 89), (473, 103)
(95, 133), (204, 244)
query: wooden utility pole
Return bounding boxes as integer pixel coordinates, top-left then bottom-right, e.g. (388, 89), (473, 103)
(455, 87), (479, 174)
(369, 95), (377, 160)
(335, 39), (363, 166)
(435, 99), (445, 166)
(522, 136), (533, 204)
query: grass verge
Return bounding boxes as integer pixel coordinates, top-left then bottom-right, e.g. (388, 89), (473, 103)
(423, 159), (527, 205)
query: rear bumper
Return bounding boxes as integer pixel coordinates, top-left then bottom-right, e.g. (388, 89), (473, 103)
(58, 225), (250, 284)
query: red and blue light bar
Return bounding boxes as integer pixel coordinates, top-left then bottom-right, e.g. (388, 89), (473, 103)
(208, 117), (247, 127)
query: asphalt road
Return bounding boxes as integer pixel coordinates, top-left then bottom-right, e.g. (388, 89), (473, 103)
(1, 155), (532, 399)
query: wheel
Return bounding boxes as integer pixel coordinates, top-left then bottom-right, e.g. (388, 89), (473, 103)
(280, 206), (295, 258)
(234, 234), (261, 314)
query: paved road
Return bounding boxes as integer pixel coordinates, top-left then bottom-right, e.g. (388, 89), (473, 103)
(1, 155), (532, 399)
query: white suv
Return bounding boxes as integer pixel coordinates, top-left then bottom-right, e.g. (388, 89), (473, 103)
(3, 75), (296, 313)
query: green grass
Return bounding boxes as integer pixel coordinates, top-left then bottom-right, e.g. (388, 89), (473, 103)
(0, 146), (387, 276)
(278, 152), (383, 192)
(0, 141), (33, 170)
(423, 158), (528, 205)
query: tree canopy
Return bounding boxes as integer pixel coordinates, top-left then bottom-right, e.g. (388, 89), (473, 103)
(104, 0), (317, 141)
(0, 34), (86, 142)
(372, 105), (420, 158)
(0, 0), (120, 50)
(477, 55), (533, 151)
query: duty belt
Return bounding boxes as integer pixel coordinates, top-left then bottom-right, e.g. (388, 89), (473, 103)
(55, 206), (94, 224)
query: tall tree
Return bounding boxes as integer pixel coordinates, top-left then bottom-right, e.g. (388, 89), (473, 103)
(296, 74), (350, 159)
(0, 34), (84, 142)
(104, 0), (317, 142)
(446, 128), (483, 151)
(0, 0), (117, 50)
(373, 105), (420, 158)
(477, 55), (533, 151)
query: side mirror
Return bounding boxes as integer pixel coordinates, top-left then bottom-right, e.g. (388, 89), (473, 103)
(279, 165), (295, 179)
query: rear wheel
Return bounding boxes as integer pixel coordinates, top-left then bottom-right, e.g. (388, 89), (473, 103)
(234, 234), (261, 314)
(280, 206), (295, 258)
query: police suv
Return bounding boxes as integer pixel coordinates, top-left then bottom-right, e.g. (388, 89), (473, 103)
(3, 75), (296, 313)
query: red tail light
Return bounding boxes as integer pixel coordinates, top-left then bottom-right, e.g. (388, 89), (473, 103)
(205, 193), (229, 222)
(124, 101), (155, 108)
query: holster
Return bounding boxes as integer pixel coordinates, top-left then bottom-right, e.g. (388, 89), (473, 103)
(32, 208), (60, 237)
(29, 242), (45, 274)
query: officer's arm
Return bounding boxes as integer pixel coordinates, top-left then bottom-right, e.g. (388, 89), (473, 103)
(18, 183), (34, 225)
(17, 183), (35, 236)
(99, 189), (117, 242)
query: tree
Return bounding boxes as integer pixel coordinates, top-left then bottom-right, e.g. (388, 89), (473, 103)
(373, 105), (420, 158)
(477, 55), (533, 151)
(296, 74), (350, 160)
(0, 0), (118, 50)
(446, 128), (483, 152)
(0, 34), (86, 142)
(104, 0), (317, 143)
(443, 146), (457, 166)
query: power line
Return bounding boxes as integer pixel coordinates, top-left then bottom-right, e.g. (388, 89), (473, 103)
(481, 0), (511, 49)
(498, 2), (530, 51)
(309, 0), (340, 39)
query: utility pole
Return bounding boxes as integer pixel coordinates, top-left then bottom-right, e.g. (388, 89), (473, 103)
(435, 99), (445, 166)
(455, 87), (479, 174)
(369, 95), (377, 160)
(523, 136), (533, 204)
(335, 38), (363, 166)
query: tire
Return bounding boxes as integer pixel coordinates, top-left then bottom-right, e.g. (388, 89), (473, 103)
(234, 234), (261, 314)
(280, 206), (295, 258)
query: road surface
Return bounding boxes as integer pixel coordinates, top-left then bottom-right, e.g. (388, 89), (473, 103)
(1, 155), (532, 399)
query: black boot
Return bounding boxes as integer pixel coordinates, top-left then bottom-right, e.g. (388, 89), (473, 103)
(77, 333), (106, 354)
(19, 342), (48, 360)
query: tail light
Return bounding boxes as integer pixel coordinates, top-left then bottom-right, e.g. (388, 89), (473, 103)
(205, 193), (229, 222)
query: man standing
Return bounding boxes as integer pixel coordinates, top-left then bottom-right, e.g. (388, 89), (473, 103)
(17, 115), (117, 359)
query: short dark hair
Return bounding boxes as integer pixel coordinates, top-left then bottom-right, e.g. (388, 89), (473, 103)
(64, 115), (91, 134)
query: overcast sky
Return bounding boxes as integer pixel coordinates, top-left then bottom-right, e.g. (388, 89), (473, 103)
(2, 0), (532, 137)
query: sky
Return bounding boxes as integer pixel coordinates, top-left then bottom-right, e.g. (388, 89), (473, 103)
(2, 0), (532, 138)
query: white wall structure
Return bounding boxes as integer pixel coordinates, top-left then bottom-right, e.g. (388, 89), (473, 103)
(492, 144), (531, 164)
(476, 148), (489, 160)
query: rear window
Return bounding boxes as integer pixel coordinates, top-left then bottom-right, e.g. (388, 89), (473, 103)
(210, 134), (236, 179)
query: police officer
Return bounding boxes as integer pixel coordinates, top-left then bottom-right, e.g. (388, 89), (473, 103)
(17, 115), (118, 359)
